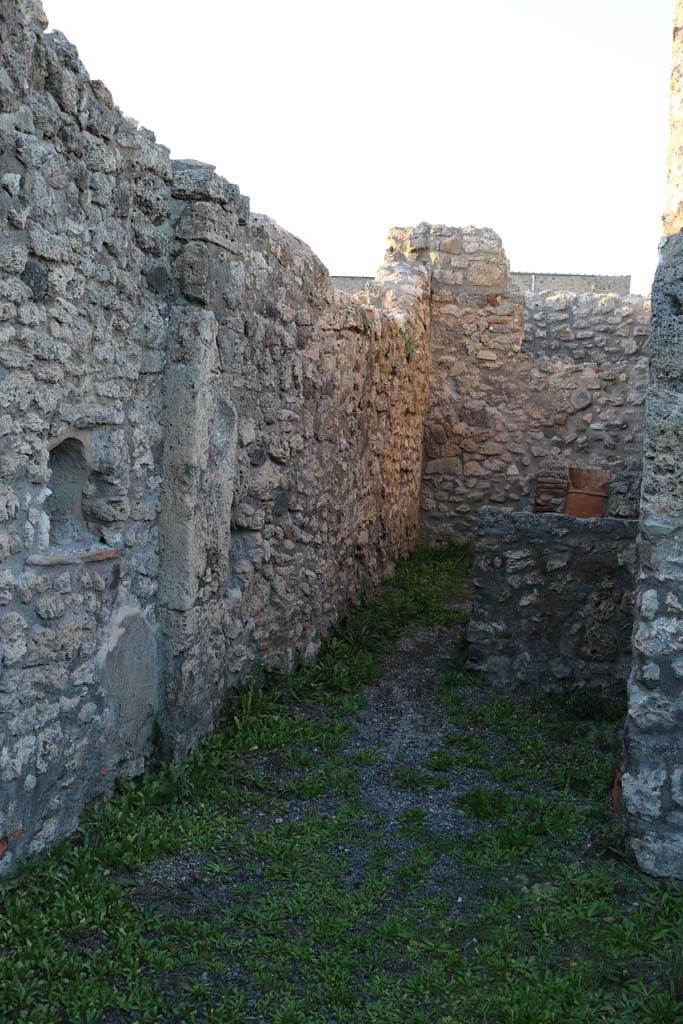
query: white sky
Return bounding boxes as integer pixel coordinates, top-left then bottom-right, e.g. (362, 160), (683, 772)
(41, 0), (674, 294)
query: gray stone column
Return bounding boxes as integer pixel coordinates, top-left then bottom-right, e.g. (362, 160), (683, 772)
(623, 0), (683, 877)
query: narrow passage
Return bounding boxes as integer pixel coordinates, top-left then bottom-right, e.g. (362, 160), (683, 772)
(2, 548), (681, 1024)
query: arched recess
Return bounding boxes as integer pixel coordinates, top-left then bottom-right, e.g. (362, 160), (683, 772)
(45, 435), (96, 548)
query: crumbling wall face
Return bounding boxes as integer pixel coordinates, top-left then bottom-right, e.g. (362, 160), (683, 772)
(468, 509), (637, 693)
(0, 1), (431, 867)
(384, 224), (650, 542)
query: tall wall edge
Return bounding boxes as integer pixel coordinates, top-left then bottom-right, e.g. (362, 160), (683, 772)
(622, 0), (683, 879)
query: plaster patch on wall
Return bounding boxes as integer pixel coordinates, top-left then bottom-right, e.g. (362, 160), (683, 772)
(97, 591), (159, 774)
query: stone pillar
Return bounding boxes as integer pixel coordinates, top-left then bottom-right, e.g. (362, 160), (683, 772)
(157, 306), (238, 759)
(622, 2), (683, 877)
(664, 1), (683, 237)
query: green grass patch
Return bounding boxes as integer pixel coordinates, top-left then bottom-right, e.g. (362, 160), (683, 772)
(424, 749), (458, 772)
(1, 543), (681, 1024)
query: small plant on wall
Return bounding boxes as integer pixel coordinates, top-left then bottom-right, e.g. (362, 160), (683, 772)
(403, 333), (416, 361)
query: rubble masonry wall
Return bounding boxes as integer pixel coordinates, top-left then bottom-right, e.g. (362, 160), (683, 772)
(379, 226), (649, 542)
(0, 0), (430, 871)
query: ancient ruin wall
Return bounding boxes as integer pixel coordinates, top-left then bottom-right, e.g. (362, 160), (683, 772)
(333, 273), (633, 297)
(379, 224), (649, 542)
(468, 509), (637, 694)
(0, 3), (174, 868)
(513, 272), (631, 296)
(0, 0), (662, 875)
(622, 0), (683, 880)
(162, 202), (431, 757)
(523, 291), (649, 518)
(0, 1), (430, 871)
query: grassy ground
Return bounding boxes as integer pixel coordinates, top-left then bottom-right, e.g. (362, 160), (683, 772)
(1, 546), (682, 1024)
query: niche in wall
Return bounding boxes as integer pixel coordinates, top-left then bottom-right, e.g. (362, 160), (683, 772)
(45, 437), (97, 549)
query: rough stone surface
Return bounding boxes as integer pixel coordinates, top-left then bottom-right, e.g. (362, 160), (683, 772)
(468, 509), (638, 694)
(377, 225), (648, 542)
(0, 0), (430, 872)
(621, 0), (683, 881)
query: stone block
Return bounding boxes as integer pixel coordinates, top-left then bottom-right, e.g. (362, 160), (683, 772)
(468, 510), (637, 694)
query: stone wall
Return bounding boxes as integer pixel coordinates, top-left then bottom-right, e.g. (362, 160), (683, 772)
(159, 193), (431, 760)
(0, 0), (430, 872)
(382, 224), (650, 542)
(347, 238), (649, 542)
(468, 509), (637, 694)
(523, 291), (649, 519)
(333, 272), (633, 298)
(332, 275), (372, 295)
(621, 0), (683, 880)
(523, 291), (650, 363)
(0, 2), (174, 867)
(0, 0), (662, 876)
(512, 272), (631, 296)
